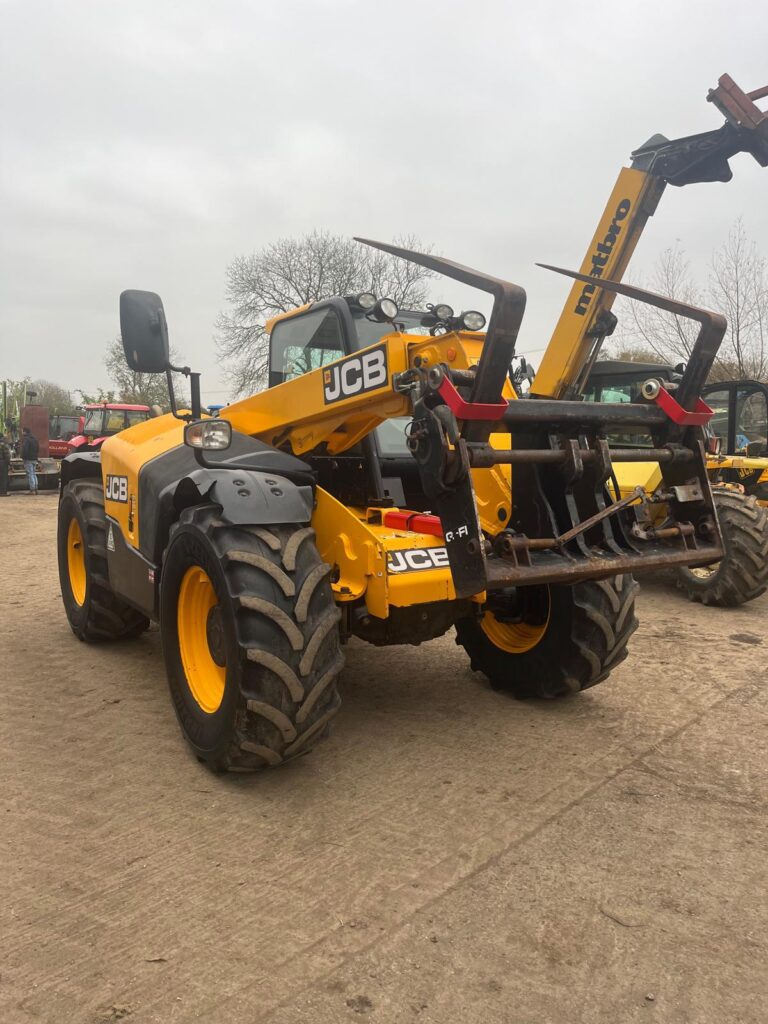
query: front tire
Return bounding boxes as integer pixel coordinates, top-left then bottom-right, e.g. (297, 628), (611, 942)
(455, 576), (638, 698)
(57, 480), (150, 642)
(160, 506), (344, 772)
(675, 489), (768, 607)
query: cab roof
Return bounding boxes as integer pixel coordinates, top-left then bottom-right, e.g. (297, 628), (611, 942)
(84, 403), (150, 411)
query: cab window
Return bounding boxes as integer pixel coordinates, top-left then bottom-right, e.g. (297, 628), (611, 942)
(269, 308), (345, 387)
(735, 388), (768, 451)
(83, 409), (105, 434)
(587, 377), (652, 446)
(125, 410), (149, 427)
(105, 409), (126, 432)
(704, 389), (731, 446)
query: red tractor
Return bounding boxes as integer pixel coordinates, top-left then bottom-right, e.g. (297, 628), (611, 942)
(48, 414), (84, 458)
(66, 403), (152, 453)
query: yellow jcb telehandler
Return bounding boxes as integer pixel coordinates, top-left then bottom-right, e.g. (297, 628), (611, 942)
(57, 73), (767, 771)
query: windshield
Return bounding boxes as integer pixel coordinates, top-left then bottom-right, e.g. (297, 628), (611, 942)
(586, 376), (655, 447)
(83, 409), (104, 434)
(376, 417), (412, 457)
(125, 410), (150, 427)
(352, 309), (432, 348)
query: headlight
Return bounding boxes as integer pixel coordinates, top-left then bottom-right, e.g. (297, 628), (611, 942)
(184, 418), (232, 451)
(356, 292), (376, 310)
(461, 310), (486, 331)
(367, 297), (399, 322)
(432, 303), (454, 321)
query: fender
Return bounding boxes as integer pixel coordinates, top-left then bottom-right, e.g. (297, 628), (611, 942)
(137, 437), (315, 566)
(174, 466), (314, 527)
(59, 451), (102, 492)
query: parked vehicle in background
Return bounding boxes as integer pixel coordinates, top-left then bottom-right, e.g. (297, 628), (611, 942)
(67, 403), (151, 453)
(49, 413), (83, 458)
(6, 404), (61, 490)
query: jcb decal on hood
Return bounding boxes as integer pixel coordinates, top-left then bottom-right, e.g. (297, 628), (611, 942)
(323, 344), (388, 404)
(387, 547), (450, 574)
(105, 475), (128, 503)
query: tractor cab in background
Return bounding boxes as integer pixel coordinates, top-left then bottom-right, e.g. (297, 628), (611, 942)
(67, 403), (151, 453)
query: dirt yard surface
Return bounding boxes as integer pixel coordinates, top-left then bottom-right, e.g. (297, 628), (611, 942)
(1, 492), (766, 1024)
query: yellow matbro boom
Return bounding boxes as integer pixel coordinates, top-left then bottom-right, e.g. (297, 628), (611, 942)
(56, 74), (766, 773)
(535, 73), (768, 400)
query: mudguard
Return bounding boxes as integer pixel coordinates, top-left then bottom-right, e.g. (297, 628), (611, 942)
(174, 467), (313, 527)
(106, 465), (314, 620)
(137, 439), (315, 565)
(60, 451), (102, 491)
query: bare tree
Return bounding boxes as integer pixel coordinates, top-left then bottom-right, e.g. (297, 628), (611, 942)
(104, 338), (189, 408)
(708, 219), (768, 380)
(216, 231), (437, 396)
(28, 379), (78, 415)
(611, 222), (768, 381)
(612, 245), (703, 365)
(608, 346), (667, 365)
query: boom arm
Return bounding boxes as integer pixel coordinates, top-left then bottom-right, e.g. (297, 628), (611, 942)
(532, 73), (768, 400)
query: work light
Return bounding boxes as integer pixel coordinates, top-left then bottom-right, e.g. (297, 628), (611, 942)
(367, 297), (399, 322)
(461, 310), (486, 331)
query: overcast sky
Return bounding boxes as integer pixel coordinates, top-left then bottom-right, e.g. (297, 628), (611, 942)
(1, 0), (766, 403)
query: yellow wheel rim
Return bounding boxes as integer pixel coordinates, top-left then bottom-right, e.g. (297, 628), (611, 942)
(691, 563), (719, 580)
(177, 566), (226, 714)
(480, 594), (550, 654)
(67, 517), (87, 606)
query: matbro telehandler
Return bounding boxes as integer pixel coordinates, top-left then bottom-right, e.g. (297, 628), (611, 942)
(57, 73), (768, 771)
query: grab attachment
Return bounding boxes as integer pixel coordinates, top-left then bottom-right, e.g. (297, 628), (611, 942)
(354, 238), (526, 442)
(536, 264), (727, 426)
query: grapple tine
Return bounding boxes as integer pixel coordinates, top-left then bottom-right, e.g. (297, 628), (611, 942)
(354, 238), (514, 298)
(355, 238), (527, 441)
(536, 263), (727, 411)
(536, 263), (726, 329)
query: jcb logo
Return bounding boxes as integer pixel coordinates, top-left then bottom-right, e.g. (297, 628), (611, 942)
(387, 547), (450, 574)
(323, 344), (388, 404)
(105, 475), (128, 503)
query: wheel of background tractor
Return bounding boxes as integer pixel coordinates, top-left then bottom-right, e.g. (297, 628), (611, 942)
(675, 489), (768, 607)
(160, 506), (344, 772)
(455, 575), (638, 699)
(57, 480), (150, 642)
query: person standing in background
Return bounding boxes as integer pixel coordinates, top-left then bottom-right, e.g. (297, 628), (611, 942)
(0, 434), (11, 495)
(21, 427), (39, 494)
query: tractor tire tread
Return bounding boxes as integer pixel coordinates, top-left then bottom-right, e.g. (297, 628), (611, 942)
(169, 508), (343, 771)
(59, 480), (150, 643)
(456, 574), (639, 699)
(675, 489), (768, 607)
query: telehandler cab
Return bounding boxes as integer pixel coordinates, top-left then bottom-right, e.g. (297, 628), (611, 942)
(57, 73), (768, 771)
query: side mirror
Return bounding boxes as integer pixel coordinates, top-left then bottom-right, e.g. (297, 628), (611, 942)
(120, 290), (170, 373)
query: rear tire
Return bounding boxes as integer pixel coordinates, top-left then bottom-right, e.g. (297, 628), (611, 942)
(57, 480), (150, 642)
(455, 576), (638, 698)
(675, 489), (768, 607)
(160, 506), (344, 772)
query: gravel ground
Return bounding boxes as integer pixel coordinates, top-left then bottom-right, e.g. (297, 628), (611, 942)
(1, 492), (766, 1024)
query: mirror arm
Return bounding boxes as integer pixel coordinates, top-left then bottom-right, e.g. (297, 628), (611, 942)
(165, 366), (185, 421)
(190, 372), (201, 420)
(165, 364), (202, 421)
